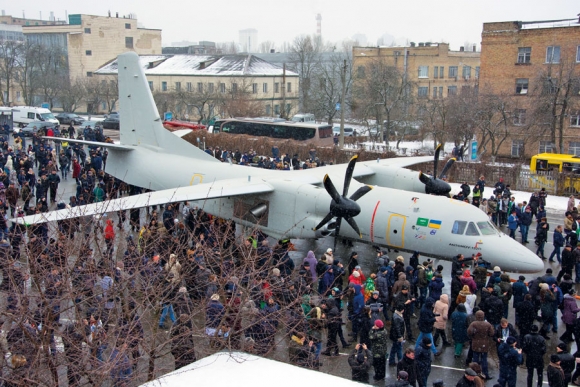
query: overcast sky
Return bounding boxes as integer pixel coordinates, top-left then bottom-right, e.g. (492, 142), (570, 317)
(5, 0), (579, 50)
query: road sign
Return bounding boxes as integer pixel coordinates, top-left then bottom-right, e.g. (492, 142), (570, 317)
(335, 103), (340, 111)
(471, 140), (478, 160)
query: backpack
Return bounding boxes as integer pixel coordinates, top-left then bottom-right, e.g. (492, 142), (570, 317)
(425, 267), (434, 282)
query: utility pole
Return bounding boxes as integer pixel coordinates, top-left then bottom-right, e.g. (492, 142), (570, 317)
(339, 59), (347, 149)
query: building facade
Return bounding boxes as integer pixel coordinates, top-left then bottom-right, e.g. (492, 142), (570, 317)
(480, 18), (580, 158)
(353, 42), (480, 101)
(95, 54), (299, 119)
(23, 14), (162, 82)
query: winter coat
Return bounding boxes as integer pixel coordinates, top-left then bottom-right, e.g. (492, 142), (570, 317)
(415, 342), (432, 378)
(451, 304), (469, 343)
(522, 332), (546, 367)
(553, 230), (565, 248)
(547, 363), (566, 387)
(390, 312), (405, 341)
(392, 272), (410, 296)
(460, 276), (477, 295)
(428, 277), (444, 300)
(352, 285), (365, 316)
(303, 251), (318, 283)
(561, 294), (580, 325)
(511, 280), (528, 309)
(497, 343), (522, 376)
(418, 298), (436, 333)
(397, 354), (418, 385)
(348, 349), (373, 383)
(467, 310), (494, 353)
(369, 327), (389, 357)
(483, 295), (504, 325)
(377, 272), (389, 300)
(433, 294), (449, 330)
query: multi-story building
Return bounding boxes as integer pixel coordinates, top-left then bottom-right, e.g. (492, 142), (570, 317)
(480, 17), (580, 158)
(95, 54), (299, 118)
(22, 13), (162, 82)
(353, 42), (480, 101)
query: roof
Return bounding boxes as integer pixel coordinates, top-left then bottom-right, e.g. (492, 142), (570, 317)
(95, 54), (298, 77)
(139, 351), (362, 387)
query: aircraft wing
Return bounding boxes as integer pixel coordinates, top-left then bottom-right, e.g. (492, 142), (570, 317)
(42, 137), (134, 151)
(374, 155), (433, 168)
(11, 178), (273, 225)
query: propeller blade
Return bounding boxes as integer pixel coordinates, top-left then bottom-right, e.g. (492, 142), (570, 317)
(323, 175), (342, 204)
(433, 144), (442, 179)
(333, 217), (343, 251)
(344, 216), (362, 238)
(343, 155), (358, 197)
(419, 171), (431, 185)
(313, 212), (335, 231)
(349, 185), (372, 202)
(439, 158), (456, 179)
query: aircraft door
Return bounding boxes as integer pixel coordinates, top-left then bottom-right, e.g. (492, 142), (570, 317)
(387, 214), (406, 249)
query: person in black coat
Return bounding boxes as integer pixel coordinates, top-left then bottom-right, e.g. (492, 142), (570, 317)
(483, 291), (504, 327)
(516, 294), (537, 338)
(494, 318), (518, 348)
(397, 348), (418, 387)
(348, 344), (373, 383)
(522, 325), (546, 387)
(557, 342), (575, 384)
(415, 337), (433, 387)
(547, 354), (566, 387)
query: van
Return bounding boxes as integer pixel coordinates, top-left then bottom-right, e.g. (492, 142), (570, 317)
(11, 106), (59, 127)
(291, 113), (315, 123)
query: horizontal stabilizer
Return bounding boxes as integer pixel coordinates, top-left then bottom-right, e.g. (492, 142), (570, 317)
(12, 178), (273, 225)
(41, 137), (134, 151)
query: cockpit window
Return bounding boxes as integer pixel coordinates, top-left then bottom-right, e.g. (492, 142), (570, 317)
(466, 222), (480, 236)
(452, 220), (467, 235)
(477, 221), (497, 236)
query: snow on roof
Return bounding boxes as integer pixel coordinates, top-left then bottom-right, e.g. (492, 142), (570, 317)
(139, 351), (362, 387)
(96, 54), (298, 77)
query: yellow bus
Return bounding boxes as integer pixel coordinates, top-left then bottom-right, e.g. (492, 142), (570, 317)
(530, 153), (580, 194)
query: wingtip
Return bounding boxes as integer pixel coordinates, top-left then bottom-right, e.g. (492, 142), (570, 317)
(350, 155), (358, 162)
(436, 144), (442, 151)
(451, 157), (457, 161)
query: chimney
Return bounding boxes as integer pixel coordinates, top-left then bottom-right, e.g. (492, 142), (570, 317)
(425, 42), (431, 47)
(418, 42), (424, 47)
(49, 11), (54, 21)
(460, 46), (464, 52)
(270, 49), (275, 53)
(472, 44), (476, 52)
(410, 42), (416, 47)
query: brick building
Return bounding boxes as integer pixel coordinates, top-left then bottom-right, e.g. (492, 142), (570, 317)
(353, 43), (480, 101)
(480, 17), (580, 158)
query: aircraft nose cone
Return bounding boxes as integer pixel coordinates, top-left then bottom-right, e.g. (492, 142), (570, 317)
(506, 244), (544, 273)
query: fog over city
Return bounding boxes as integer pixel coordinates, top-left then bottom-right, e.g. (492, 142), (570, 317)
(5, 0), (580, 50)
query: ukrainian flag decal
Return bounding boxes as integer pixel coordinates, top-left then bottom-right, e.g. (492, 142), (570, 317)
(428, 220), (442, 229)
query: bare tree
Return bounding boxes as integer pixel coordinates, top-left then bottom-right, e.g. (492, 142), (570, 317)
(59, 77), (86, 112)
(288, 35), (327, 113)
(0, 40), (22, 106)
(259, 41), (276, 54)
(216, 78), (264, 118)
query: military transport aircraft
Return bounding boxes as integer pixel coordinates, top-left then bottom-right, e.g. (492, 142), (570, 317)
(14, 52), (544, 273)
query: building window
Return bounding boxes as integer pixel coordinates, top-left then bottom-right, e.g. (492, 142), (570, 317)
(85, 50), (92, 56)
(433, 88), (438, 98)
(543, 78), (559, 94)
(418, 66), (429, 78)
(286, 104), (291, 115)
(125, 23), (131, 29)
(274, 105), (280, 115)
(511, 140), (524, 157)
(232, 83), (238, 93)
(448, 86), (457, 96)
(148, 81), (153, 91)
(539, 141), (555, 153)
(461, 86), (471, 95)
(515, 78), (529, 94)
(208, 83), (214, 93)
(418, 86), (428, 98)
(86, 72), (93, 77)
(252, 83), (258, 94)
(287, 82), (292, 93)
(438, 87), (443, 98)
(187, 82), (192, 92)
(175, 82), (181, 91)
(274, 83), (280, 93)
(161, 82), (167, 91)
(517, 47), (531, 64)
(434, 66), (439, 79)
(449, 66), (458, 78)
(84, 28), (91, 34)
(513, 109), (526, 125)
(357, 66), (365, 78)
(577, 46), (580, 63)
(439, 66), (444, 79)
(570, 111), (580, 127)
(462, 66), (472, 79)
(265, 105), (271, 115)
(570, 142), (580, 156)
(263, 83), (268, 93)
(475, 67), (480, 79)
(16, 91), (21, 102)
(197, 83), (203, 92)
(220, 83), (226, 93)
(546, 46), (561, 63)
(125, 37), (133, 49)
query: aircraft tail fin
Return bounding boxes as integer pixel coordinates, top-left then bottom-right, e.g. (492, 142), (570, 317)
(117, 52), (217, 162)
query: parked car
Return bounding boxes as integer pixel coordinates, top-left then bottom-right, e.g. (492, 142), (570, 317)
(102, 112), (120, 129)
(55, 113), (85, 125)
(332, 126), (354, 136)
(14, 121), (55, 137)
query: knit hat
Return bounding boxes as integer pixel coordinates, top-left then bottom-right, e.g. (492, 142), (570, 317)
(398, 371), (409, 380)
(352, 271), (360, 278)
(493, 266), (501, 272)
(326, 248), (332, 253)
(379, 266), (388, 273)
(463, 270), (471, 277)
(519, 275), (525, 281)
(396, 256), (404, 263)
(551, 354), (561, 363)
(506, 336), (517, 345)
(462, 285), (470, 293)
(375, 319), (384, 328)
(540, 283), (549, 290)
(422, 337), (432, 346)
(464, 368), (477, 377)
(272, 268), (280, 276)
(389, 261), (395, 267)
(557, 342), (568, 351)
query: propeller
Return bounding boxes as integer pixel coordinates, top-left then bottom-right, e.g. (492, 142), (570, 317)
(313, 155), (372, 248)
(419, 144), (456, 196)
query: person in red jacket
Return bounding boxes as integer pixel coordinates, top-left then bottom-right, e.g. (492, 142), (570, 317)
(104, 218), (115, 258)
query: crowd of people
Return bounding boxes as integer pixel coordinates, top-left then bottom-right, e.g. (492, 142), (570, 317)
(0, 131), (578, 387)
